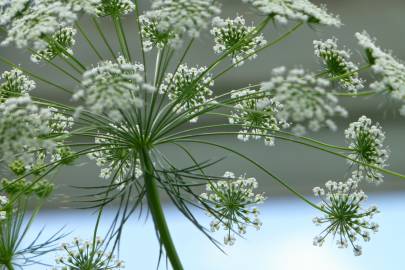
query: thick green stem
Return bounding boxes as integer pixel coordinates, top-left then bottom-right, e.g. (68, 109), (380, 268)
(4, 261), (14, 270)
(140, 149), (184, 270)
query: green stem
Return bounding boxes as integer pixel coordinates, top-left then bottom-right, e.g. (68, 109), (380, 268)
(140, 149), (184, 270)
(4, 261), (14, 270)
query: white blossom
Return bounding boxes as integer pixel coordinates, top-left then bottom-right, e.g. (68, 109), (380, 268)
(66, 0), (101, 14)
(1, 0), (77, 50)
(314, 38), (364, 93)
(355, 31), (405, 114)
(143, 0), (221, 49)
(200, 172), (266, 245)
(0, 69), (36, 101)
(345, 116), (389, 184)
(96, 0), (135, 17)
(210, 16), (267, 66)
(160, 64), (214, 123)
(229, 89), (288, 146)
(312, 178), (380, 256)
(242, 0), (341, 27)
(74, 56), (153, 122)
(0, 0), (30, 26)
(261, 67), (347, 135)
(0, 96), (54, 164)
(31, 27), (77, 63)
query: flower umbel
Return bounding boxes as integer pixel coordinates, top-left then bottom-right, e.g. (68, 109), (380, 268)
(0, 69), (36, 102)
(229, 89), (288, 146)
(200, 172), (266, 245)
(345, 116), (389, 184)
(96, 0), (135, 17)
(314, 38), (364, 93)
(261, 67), (347, 135)
(210, 16), (267, 66)
(312, 178), (379, 256)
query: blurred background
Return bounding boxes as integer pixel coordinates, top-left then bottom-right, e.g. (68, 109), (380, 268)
(1, 0), (405, 269)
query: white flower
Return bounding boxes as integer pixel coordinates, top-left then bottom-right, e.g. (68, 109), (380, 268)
(312, 178), (380, 256)
(242, 0), (341, 27)
(229, 89), (288, 146)
(200, 172), (266, 245)
(160, 64), (214, 123)
(74, 56), (153, 122)
(210, 16), (267, 66)
(66, 0), (101, 14)
(54, 237), (125, 269)
(0, 69), (36, 101)
(0, 96), (54, 164)
(345, 116), (389, 184)
(314, 38), (364, 93)
(0, 0), (30, 26)
(96, 0), (135, 17)
(31, 27), (77, 63)
(261, 67), (347, 135)
(355, 31), (405, 114)
(1, 0), (77, 50)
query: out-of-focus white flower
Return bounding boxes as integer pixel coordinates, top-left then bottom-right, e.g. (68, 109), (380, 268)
(210, 16), (267, 66)
(345, 116), (389, 184)
(242, 0), (341, 27)
(261, 67), (347, 135)
(312, 178), (379, 256)
(0, 0), (30, 26)
(0, 69), (36, 101)
(314, 38), (364, 93)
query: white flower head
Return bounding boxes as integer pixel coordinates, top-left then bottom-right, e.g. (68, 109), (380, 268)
(211, 16), (267, 66)
(74, 56), (153, 122)
(312, 178), (380, 256)
(160, 64), (214, 123)
(314, 38), (364, 93)
(261, 67), (347, 135)
(229, 89), (288, 146)
(1, 0), (77, 50)
(242, 0), (341, 27)
(200, 172), (266, 245)
(66, 0), (102, 14)
(31, 27), (77, 63)
(0, 69), (36, 101)
(0, 96), (54, 164)
(0, 0), (30, 26)
(355, 31), (405, 113)
(96, 0), (135, 17)
(345, 116), (389, 184)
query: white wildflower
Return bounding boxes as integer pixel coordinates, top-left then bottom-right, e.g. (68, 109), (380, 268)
(160, 64), (214, 123)
(200, 172), (266, 245)
(229, 89), (288, 146)
(74, 56), (153, 122)
(0, 0), (30, 26)
(96, 0), (135, 17)
(67, 0), (101, 14)
(312, 178), (379, 256)
(345, 116), (389, 184)
(211, 16), (267, 66)
(261, 67), (347, 135)
(314, 38), (364, 93)
(31, 27), (76, 63)
(0, 96), (54, 164)
(355, 31), (405, 113)
(242, 0), (341, 27)
(1, 0), (77, 50)
(0, 69), (36, 101)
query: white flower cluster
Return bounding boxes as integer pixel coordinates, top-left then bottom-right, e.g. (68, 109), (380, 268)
(200, 172), (266, 246)
(0, 195), (8, 221)
(140, 0), (221, 50)
(74, 56), (154, 122)
(0, 96), (54, 164)
(67, 0), (101, 15)
(54, 237), (125, 270)
(314, 38), (364, 93)
(88, 126), (142, 187)
(160, 64), (214, 123)
(0, 0), (29, 26)
(0, 69), (36, 101)
(31, 27), (77, 63)
(312, 178), (379, 256)
(1, 0), (77, 50)
(48, 108), (74, 134)
(96, 0), (135, 17)
(210, 16), (267, 66)
(261, 67), (347, 135)
(242, 0), (341, 27)
(229, 89), (288, 146)
(356, 31), (405, 113)
(345, 116), (389, 184)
